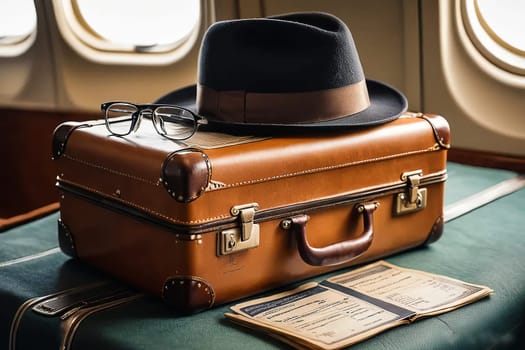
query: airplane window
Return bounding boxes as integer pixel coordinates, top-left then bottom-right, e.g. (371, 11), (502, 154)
(462, 0), (525, 75)
(0, 0), (37, 56)
(74, 0), (199, 52)
(53, 0), (202, 64)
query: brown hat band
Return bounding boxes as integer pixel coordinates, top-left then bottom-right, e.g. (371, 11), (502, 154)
(196, 80), (370, 124)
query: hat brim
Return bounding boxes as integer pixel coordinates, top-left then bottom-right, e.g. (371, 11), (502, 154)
(154, 80), (407, 133)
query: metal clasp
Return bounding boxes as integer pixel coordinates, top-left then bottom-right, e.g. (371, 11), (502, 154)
(217, 203), (260, 256)
(230, 203), (258, 241)
(395, 170), (427, 215)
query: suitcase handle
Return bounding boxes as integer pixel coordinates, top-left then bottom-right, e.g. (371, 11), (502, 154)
(281, 202), (378, 266)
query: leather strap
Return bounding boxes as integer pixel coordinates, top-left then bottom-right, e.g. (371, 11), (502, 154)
(60, 293), (143, 350)
(32, 282), (130, 317)
(196, 80), (370, 124)
(10, 282), (141, 350)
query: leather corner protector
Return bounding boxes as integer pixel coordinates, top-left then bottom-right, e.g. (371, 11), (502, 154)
(58, 219), (78, 258)
(161, 148), (211, 203)
(52, 122), (88, 160)
(424, 216), (444, 245)
(419, 114), (451, 149)
(162, 276), (215, 314)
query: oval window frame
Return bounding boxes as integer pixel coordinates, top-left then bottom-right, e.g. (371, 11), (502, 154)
(52, 0), (204, 65)
(0, 0), (37, 57)
(461, 0), (525, 76)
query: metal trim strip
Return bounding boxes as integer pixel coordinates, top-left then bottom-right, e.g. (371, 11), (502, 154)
(0, 247), (61, 268)
(444, 174), (525, 222)
(57, 171), (448, 236)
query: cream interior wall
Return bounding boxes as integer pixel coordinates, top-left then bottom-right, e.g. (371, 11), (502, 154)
(0, 0), (523, 156)
(0, 1), (56, 110)
(1, 0), (419, 111)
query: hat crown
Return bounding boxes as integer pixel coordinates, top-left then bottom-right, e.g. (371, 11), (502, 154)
(198, 12), (365, 93)
(155, 12), (407, 129)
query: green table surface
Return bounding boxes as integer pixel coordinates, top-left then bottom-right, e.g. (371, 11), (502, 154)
(1, 162), (524, 349)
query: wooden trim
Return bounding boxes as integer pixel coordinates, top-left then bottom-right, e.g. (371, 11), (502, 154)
(0, 202), (59, 233)
(448, 148), (525, 174)
(0, 108), (97, 219)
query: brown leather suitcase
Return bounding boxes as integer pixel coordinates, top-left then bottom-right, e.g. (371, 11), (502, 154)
(52, 112), (449, 313)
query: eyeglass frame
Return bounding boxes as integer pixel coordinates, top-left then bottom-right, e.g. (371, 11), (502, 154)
(101, 101), (208, 141)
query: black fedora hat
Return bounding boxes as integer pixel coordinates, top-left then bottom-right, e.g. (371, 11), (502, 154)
(156, 12), (407, 130)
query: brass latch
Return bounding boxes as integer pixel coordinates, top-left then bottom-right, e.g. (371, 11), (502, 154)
(217, 203), (260, 256)
(395, 170), (427, 215)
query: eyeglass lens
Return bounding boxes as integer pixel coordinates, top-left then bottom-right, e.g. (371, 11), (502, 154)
(153, 106), (196, 140)
(105, 103), (138, 136)
(105, 103), (197, 140)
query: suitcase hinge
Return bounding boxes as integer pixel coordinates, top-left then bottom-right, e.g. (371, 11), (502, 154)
(217, 203), (260, 256)
(396, 170), (427, 215)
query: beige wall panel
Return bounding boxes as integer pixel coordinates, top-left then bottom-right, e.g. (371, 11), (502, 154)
(1, 0), (420, 113)
(51, 42), (200, 112)
(4, 0), (522, 158)
(238, 0), (264, 18)
(0, 1), (56, 109)
(214, 0), (240, 20)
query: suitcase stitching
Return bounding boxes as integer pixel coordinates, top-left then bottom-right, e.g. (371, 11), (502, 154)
(62, 145), (440, 190)
(219, 146), (441, 189)
(60, 178), (230, 225)
(62, 154), (160, 186)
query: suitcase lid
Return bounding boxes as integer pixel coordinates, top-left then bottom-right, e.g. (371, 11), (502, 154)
(53, 113), (449, 232)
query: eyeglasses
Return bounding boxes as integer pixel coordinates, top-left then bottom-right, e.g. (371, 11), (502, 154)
(101, 102), (208, 141)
